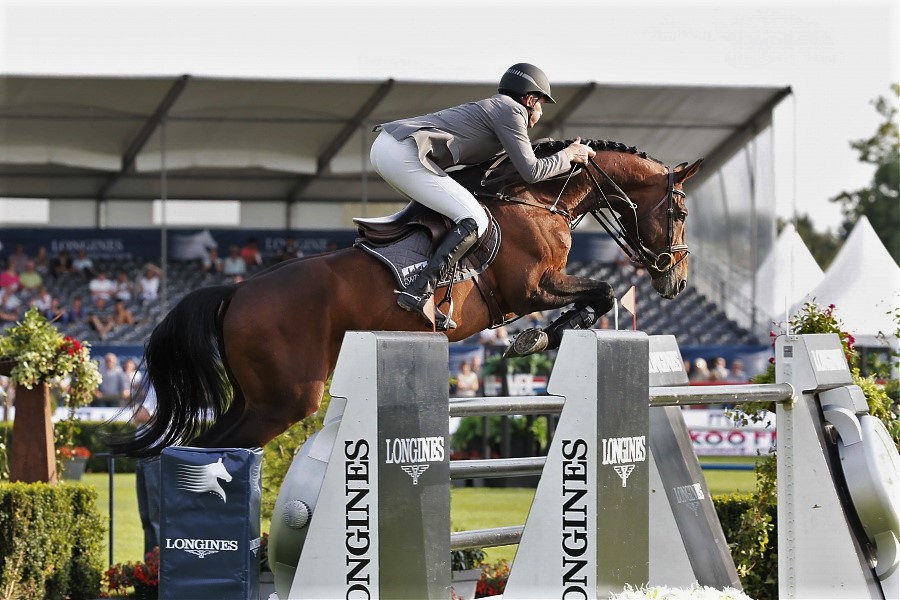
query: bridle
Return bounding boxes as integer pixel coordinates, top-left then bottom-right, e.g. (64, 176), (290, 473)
(580, 157), (689, 278)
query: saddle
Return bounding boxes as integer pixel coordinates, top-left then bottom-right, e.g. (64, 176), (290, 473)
(353, 202), (501, 290)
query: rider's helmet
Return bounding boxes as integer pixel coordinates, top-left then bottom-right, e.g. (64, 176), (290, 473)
(498, 63), (556, 104)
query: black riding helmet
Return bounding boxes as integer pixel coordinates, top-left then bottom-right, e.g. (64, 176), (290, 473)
(498, 63), (556, 104)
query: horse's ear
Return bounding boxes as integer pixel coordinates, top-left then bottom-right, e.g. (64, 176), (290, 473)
(673, 159), (703, 183)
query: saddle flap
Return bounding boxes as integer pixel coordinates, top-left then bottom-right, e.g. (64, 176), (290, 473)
(354, 202), (448, 245)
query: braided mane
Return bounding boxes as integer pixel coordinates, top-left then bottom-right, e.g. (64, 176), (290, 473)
(534, 138), (665, 165)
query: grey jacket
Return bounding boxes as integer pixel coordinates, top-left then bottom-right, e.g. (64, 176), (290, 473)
(380, 94), (569, 182)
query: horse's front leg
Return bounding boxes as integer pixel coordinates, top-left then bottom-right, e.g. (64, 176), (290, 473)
(506, 272), (615, 357)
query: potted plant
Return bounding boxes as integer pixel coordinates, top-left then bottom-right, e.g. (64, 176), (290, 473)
(450, 547), (485, 600)
(0, 306), (101, 482)
(58, 444), (91, 480)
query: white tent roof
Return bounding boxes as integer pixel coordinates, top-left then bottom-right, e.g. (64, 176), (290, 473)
(749, 223), (824, 325)
(796, 216), (900, 345)
(0, 74), (791, 202)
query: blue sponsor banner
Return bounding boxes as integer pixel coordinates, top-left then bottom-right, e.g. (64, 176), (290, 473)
(160, 447), (263, 600)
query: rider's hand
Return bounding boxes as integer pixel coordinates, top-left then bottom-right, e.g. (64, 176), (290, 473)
(565, 136), (595, 165)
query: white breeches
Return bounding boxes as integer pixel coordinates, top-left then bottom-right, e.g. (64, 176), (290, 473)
(370, 130), (489, 237)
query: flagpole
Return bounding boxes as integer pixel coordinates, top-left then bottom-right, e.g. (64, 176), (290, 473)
(614, 298), (619, 330)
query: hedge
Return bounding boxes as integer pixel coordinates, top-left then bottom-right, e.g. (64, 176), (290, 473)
(0, 482), (105, 599)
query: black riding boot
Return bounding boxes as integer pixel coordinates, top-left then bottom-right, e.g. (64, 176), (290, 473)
(505, 305), (600, 357)
(397, 218), (479, 329)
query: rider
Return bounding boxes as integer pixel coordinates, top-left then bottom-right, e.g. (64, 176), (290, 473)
(370, 63), (596, 329)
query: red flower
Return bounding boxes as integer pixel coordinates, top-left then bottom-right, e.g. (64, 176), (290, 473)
(58, 445), (91, 459)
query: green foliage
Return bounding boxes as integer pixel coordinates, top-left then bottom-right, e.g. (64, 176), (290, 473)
(831, 83), (900, 263)
(0, 482), (105, 599)
(261, 388), (332, 521)
(451, 546), (485, 571)
(481, 352), (554, 376)
(450, 415), (548, 458)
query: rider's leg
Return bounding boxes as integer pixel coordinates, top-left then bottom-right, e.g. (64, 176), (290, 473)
(370, 131), (489, 328)
(397, 217), (479, 328)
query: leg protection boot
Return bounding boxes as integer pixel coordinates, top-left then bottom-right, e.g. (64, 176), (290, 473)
(397, 217), (479, 329)
(505, 305), (600, 357)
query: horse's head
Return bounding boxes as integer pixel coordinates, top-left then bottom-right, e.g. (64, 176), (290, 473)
(583, 148), (702, 299)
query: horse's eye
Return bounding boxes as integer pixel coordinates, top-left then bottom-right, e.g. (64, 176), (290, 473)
(676, 211), (687, 222)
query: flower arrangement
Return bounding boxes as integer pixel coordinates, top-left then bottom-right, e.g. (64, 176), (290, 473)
(475, 559), (509, 598)
(105, 547), (159, 599)
(58, 445), (91, 460)
(0, 306), (101, 408)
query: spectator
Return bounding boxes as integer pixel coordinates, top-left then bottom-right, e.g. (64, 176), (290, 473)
(122, 358), (143, 399)
(478, 325), (510, 347)
(0, 263), (19, 291)
(72, 249), (95, 278)
(279, 238), (303, 262)
(133, 385), (160, 554)
(87, 297), (116, 340)
(18, 261), (43, 295)
(7, 244), (30, 273)
(44, 296), (69, 324)
(201, 246), (223, 276)
(0, 284), (22, 323)
(88, 270), (116, 301)
(66, 296), (89, 323)
(33, 246), (50, 276)
(710, 357), (730, 381)
(454, 359), (480, 397)
(113, 298), (135, 327)
(114, 270), (135, 302)
(689, 358), (710, 382)
(50, 249), (75, 277)
(29, 286), (52, 312)
(240, 237), (263, 269)
(94, 352), (128, 407)
(730, 359), (749, 382)
(138, 265), (162, 304)
(596, 315), (611, 329)
(222, 245), (247, 277)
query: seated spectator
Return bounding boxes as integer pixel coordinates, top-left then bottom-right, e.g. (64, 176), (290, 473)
(89, 270), (116, 301)
(279, 238), (303, 262)
(122, 358), (144, 401)
(66, 296), (89, 323)
(44, 296), (69, 324)
(0, 284), (22, 323)
(595, 315), (611, 330)
(18, 261), (43, 296)
(138, 265), (162, 304)
(689, 358), (711, 382)
(113, 298), (135, 327)
(223, 245), (247, 277)
(478, 325), (510, 347)
(114, 270), (135, 302)
(87, 297), (116, 340)
(240, 237), (263, 269)
(72, 249), (95, 278)
(201, 247), (224, 276)
(0, 263), (19, 292)
(8, 244), (30, 273)
(50, 249), (75, 277)
(94, 353), (128, 407)
(730, 359), (749, 382)
(29, 286), (52, 312)
(710, 357), (730, 381)
(33, 246), (50, 276)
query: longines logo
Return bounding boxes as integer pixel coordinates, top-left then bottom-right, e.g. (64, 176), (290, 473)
(602, 436), (646, 487)
(385, 436), (444, 484)
(648, 350), (683, 374)
(176, 458), (232, 503)
(164, 537), (239, 559)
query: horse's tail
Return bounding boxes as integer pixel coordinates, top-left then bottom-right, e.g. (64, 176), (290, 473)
(107, 284), (238, 457)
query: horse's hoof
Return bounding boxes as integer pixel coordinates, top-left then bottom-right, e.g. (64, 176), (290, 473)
(505, 328), (548, 357)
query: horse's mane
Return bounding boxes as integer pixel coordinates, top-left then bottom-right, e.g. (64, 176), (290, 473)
(534, 138), (665, 166)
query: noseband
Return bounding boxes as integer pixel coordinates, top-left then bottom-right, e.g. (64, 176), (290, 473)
(581, 158), (689, 277)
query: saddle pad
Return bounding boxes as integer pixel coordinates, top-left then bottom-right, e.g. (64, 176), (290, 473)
(355, 215), (501, 289)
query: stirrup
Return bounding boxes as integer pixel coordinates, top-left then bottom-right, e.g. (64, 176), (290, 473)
(504, 328), (549, 358)
(397, 290), (457, 330)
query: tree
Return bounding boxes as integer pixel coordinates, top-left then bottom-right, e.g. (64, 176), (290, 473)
(831, 84), (900, 264)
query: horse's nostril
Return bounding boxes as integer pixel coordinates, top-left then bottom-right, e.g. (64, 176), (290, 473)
(678, 280), (687, 293)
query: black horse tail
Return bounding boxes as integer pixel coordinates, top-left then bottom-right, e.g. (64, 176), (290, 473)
(107, 284), (238, 457)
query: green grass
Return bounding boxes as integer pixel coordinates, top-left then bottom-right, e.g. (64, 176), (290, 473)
(78, 455), (760, 568)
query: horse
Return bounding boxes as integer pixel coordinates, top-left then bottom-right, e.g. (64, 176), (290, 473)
(110, 139), (702, 456)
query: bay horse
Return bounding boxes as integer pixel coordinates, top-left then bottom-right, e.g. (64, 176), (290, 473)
(111, 140), (702, 456)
